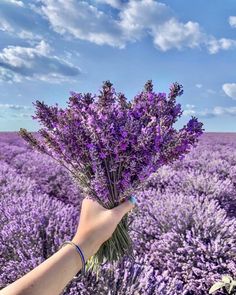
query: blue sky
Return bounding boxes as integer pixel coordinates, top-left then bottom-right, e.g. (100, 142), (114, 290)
(0, 0), (236, 132)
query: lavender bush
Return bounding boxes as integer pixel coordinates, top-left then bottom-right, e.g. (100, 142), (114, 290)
(1, 132), (236, 294)
(131, 191), (236, 294)
(0, 192), (79, 287)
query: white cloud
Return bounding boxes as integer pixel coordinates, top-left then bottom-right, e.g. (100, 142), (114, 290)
(35, 0), (205, 52)
(0, 103), (33, 120)
(206, 36), (236, 54)
(183, 104), (236, 117)
(7, 0), (24, 7)
(0, 68), (22, 83)
(206, 106), (236, 117)
(222, 83), (236, 100)
(34, 0), (236, 54)
(2, 0), (236, 54)
(195, 84), (202, 88)
(0, 18), (14, 32)
(0, 19), (42, 41)
(152, 18), (204, 51)
(229, 16), (236, 28)
(118, 0), (172, 42)
(0, 1), (44, 41)
(185, 104), (195, 109)
(119, 3), (236, 53)
(17, 30), (42, 41)
(0, 40), (50, 67)
(183, 104), (196, 116)
(36, 0), (126, 48)
(0, 40), (81, 83)
(95, 0), (123, 9)
(0, 112), (33, 119)
(183, 109), (196, 116)
(0, 104), (32, 110)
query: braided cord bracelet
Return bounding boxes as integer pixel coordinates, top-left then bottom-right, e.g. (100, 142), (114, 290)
(59, 241), (86, 277)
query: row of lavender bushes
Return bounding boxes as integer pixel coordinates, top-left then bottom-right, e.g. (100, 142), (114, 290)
(0, 132), (236, 294)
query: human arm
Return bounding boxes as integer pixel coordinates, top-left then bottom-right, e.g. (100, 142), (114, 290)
(0, 197), (136, 295)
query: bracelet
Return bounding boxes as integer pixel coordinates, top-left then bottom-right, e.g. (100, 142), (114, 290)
(59, 241), (86, 277)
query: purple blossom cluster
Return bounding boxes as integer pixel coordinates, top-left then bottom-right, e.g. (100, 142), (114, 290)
(0, 136), (82, 206)
(131, 192), (236, 294)
(0, 157), (80, 288)
(18, 80), (204, 207)
(1, 131), (236, 294)
(18, 80), (204, 267)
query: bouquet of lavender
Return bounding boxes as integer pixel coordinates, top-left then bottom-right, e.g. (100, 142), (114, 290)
(19, 80), (204, 273)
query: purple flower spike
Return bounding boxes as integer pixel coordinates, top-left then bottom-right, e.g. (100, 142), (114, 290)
(18, 80), (204, 272)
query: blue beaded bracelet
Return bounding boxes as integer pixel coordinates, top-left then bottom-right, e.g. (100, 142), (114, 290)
(59, 241), (86, 277)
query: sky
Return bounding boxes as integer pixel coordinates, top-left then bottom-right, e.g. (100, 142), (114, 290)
(0, 0), (236, 132)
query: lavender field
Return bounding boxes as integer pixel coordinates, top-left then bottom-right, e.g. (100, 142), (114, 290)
(0, 131), (236, 295)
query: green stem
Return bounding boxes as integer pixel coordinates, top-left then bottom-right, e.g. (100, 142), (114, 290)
(104, 158), (115, 204)
(85, 216), (133, 274)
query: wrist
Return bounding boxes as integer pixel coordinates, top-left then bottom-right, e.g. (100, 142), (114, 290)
(71, 235), (100, 261)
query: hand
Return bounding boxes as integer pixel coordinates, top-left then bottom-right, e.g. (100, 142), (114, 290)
(72, 197), (136, 260)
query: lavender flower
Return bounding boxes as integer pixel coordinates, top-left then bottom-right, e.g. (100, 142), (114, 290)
(131, 192), (236, 295)
(0, 192), (79, 288)
(18, 80), (204, 271)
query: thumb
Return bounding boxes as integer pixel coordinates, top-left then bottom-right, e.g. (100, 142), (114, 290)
(112, 196), (137, 219)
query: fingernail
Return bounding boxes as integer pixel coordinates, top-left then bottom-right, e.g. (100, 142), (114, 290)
(128, 195), (137, 205)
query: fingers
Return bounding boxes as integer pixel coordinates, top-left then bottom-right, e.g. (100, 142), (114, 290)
(82, 196), (137, 218)
(111, 196), (137, 219)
